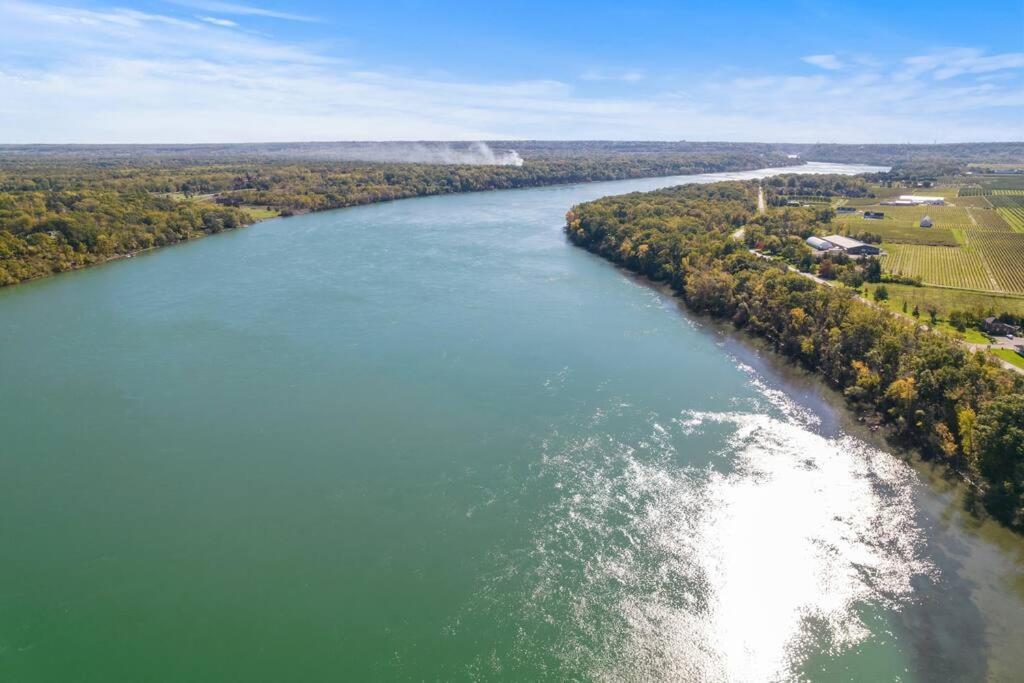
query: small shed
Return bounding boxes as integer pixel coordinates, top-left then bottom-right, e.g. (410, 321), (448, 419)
(920, 216), (933, 228)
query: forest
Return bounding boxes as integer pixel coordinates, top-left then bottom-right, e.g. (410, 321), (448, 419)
(566, 179), (1024, 530)
(0, 150), (789, 286)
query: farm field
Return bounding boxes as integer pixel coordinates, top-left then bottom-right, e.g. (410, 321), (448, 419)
(845, 223), (960, 246)
(862, 282), (1024, 319)
(844, 174), (1024, 301)
(966, 232), (1024, 292)
(881, 243), (996, 291)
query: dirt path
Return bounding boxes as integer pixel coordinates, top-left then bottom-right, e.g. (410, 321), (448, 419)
(757, 186), (766, 214)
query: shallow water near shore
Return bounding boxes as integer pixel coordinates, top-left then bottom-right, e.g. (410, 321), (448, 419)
(2, 162), (1022, 681)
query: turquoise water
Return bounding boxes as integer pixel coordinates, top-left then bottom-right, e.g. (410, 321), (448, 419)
(1, 163), (1022, 681)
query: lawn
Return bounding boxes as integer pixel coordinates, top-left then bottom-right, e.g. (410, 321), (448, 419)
(239, 205), (281, 220)
(993, 348), (1024, 370)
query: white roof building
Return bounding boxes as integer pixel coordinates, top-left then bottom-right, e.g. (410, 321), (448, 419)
(898, 195), (945, 205)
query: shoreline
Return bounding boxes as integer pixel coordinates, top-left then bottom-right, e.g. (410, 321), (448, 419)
(568, 203), (1024, 536)
(619, 265), (1024, 553)
(0, 161), (804, 292)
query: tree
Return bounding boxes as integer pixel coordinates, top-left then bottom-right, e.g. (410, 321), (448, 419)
(863, 258), (882, 283)
(972, 395), (1024, 527)
(873, 285), (889, 301)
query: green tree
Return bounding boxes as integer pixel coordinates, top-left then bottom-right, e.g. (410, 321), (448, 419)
(973, 395), (1024, 527)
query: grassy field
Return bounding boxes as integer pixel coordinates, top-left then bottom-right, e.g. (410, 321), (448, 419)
(239, 205), (282, 220)
(993, 348), (1024, 369)
(863, 282), (1024, 317)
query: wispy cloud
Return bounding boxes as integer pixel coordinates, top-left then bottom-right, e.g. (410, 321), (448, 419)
(581, 68), (646, 82)
(802, 54), (844, 71)
(902, 48), (1024, 81)
(0, 0), (1021, 144)
(197, 15), (237, 27)
(168, 0), (319, 23)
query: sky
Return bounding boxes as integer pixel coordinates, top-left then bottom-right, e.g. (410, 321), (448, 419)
(1, 0), (1022, 143)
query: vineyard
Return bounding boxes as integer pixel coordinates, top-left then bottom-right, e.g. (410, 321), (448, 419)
(987, 195), (1024, 232)
(966, 232), (1024, 292)
(882, 244), (994, 291)
(836, 221), (959, 246)
(837, 176), (1024, 294)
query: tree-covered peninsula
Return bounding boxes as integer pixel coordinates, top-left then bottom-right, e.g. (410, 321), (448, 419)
(566, 179), (1024, 529)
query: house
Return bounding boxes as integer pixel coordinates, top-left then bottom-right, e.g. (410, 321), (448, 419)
(822, 234), (881, 256)
(864, 211), (885, 219)
(920, 216), (933, 228)
(836, 206), (857, 213)
(981, 317), (1021, 337)
(898, 195), (945, 205)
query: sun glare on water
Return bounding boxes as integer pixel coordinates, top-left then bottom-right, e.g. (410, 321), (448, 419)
(507, 372), (936, 681)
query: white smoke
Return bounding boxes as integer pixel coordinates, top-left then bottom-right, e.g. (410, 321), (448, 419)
(266, 141), (524, 166)
(384, 141), (524, 166)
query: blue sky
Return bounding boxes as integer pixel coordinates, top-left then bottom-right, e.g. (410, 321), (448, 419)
(1, 0), (1022, 143)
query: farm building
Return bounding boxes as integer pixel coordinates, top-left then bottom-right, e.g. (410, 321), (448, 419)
(836, 206), (857, 213)
(982, 317), (1020, 337)
(822, 234), (881, 256)
(864, 211), (885, 219)
(898, 195), (945, 205)
(920, 216), (933, 228)
(806, 236), (837, 252)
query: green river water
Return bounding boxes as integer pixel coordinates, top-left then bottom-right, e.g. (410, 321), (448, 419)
(1, 162), (1022, 681)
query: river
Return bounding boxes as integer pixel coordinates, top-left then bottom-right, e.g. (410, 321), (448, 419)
(1, 162), (1022, 681)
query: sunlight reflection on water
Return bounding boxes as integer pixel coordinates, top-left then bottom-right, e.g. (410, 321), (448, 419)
(521, 377), (936, 681)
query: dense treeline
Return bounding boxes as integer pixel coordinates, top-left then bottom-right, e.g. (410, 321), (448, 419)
(567, 180), (1024, 529)
(4, 140), (1020, 168)
(0, 189), (250, 285)
(0, 153), (789, 287)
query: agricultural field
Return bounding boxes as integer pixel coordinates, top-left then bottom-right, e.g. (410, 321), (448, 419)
(882, 243), (995, 291)
(862, 282), (1024, 319)
(987, 195), (1024, 232)
(966, 232), (1024, 292)
(843, 222), (960, 246)
(841, 174), (1024, 300)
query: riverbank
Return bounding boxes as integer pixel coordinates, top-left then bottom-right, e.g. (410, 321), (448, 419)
(0, 154), (800, 289)
(567, 180), (1024, 532)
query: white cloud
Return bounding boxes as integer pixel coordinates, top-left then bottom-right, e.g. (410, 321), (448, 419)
(902, 48), (1024, 81)
(0, 0), (1021, 144)
(197, 15), (237, 27)
(581, 68), (646, 82)
(168, 0), (318, 23)
(802, 54), (844, 71)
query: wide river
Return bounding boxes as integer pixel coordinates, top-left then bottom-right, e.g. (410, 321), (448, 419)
(2, 162), (1023, 681)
